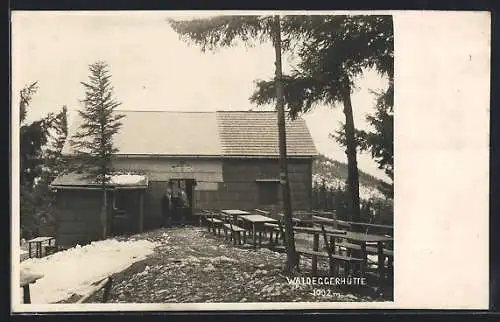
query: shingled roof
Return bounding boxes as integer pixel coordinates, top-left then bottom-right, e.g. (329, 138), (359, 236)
(217, 111), (317, 157)
(62, 110), (318, 158)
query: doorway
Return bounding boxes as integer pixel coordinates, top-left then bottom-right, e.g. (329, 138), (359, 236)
(169, 179), (196, 225)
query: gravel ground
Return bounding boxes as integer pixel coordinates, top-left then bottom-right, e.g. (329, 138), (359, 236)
(62, 226), (391, 304)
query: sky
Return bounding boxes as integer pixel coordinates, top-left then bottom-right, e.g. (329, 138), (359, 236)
(12, 11), (390, 180)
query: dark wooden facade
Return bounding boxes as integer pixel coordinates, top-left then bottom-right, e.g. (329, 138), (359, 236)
(54, 188), (145, 248)
(54, 189), (104, 247)
(54, 156), (313, 247)
(135, 157), (313, 228)
(214, 158), (313, 211)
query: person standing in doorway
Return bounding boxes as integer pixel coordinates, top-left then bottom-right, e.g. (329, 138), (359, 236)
(161, 187), (172, 228)
(169, 186), (179, 225)
(178, 187), (190, 226)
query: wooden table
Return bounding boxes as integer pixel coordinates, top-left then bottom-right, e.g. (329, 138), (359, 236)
(27, 237), (55, 258)
(20, 269), (43, 304)
(343, 221), (393, 236)
(221, 209), (251, 215)
(327, 231), (393, 280)
(279, 213), (323, 228)
(312, 215), (352, 229)
(239, 214), (277, 248)
(314, 211), (334, 214)
(221, 209), (251, 222)
(193, 210), (215, 226)
(312, 215), (393, 234)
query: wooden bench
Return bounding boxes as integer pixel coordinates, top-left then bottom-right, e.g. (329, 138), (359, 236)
(311, 215), (352, 230)
(335, 241), (393, 283)
(253, 209), (271, 216)
(264, 223), (345, 241)
(318, 226), (366, 276)
(295, 219), (317, 228)
(298, 248), (364, 266)
(263, 220), (301, 247)
(194, 210), (213, 226)
(366, 258), (393, 285)
(335, 242), (393, 257)
(295, 226), (347, 235)
(20, 270), (43, 304)
(263, 222), (282, 247)
(273, 245), (364, 276)
(270, 222), (363, 276)
(42, 245), (59, 256)
(205, 217), (223, 235)
(27, 236), (55, 258)
(336, 241), (370, 252)
(263, 222), (280, 230)
(222, 223), (247, 245)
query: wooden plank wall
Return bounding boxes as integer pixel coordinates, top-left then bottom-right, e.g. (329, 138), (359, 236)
(143, 181), (169, 229)
(219, 158), (313, 211)
(55, 190), (103, 247)
(110, 157), (313, 228)
(111, 189), (142, 234)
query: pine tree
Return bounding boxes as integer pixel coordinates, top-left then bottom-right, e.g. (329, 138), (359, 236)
(250, 15), (393, 230)
(70, 61), (124, 239)
(19, 81), (59, 238)
(44, 105), (69, 183)
(19, 82), (38, 124)
(28, 105), (70, 237)
(20, 81), (51, 187)
(358, 81), (394, 199)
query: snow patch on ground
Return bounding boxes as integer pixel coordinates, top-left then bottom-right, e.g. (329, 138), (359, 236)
(20, 238), (157, 304)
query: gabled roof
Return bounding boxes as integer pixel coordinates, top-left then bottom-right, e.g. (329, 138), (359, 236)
(62, 110), (318, 158)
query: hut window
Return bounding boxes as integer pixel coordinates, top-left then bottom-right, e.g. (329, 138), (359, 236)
(257, 180), (280, 205)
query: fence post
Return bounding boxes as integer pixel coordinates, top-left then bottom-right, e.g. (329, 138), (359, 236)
(102, 277), (113, 303)
(311, 233), (319, 276)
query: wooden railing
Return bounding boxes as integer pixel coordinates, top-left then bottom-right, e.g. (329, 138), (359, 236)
(76, 277), (113, 304)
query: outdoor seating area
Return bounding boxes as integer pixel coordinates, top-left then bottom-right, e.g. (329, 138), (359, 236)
(196, 208), (394, 288)
(25, 236), (57, 259)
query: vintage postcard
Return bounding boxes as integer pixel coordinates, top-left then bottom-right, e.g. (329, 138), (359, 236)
(11, 10), (490, 312)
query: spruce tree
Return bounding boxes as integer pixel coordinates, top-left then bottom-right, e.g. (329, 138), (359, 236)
(249, 15), (393, 229)
(28, 105), (70, 237)
(70, 61), (124, 239)
(358, 81), (394, 199)
(45, 105), (69, 183)
(19, 81), (52, 238)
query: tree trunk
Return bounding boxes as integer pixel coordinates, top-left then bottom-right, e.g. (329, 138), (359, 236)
(273, 15), (299, 274)
(341, 79), (362, 232)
